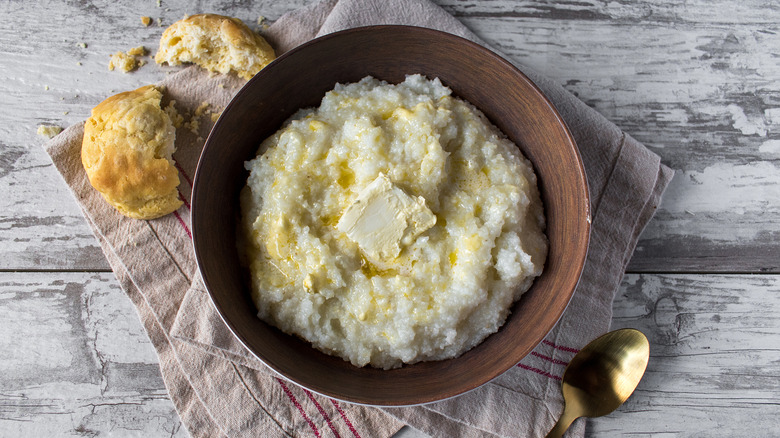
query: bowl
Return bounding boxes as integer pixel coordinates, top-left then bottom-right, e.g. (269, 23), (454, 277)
(192, 25), (590, 406)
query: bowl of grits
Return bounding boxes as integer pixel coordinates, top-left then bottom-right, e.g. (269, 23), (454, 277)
(192, 25), (590, 405)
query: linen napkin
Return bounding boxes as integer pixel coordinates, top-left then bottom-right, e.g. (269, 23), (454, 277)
(44, 0), (674, 437)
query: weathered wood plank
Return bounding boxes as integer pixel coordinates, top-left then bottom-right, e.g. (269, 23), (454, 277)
(589, 273), (780, 436)
(461, 17), (780, 273)
(3, 271), (777, 436)
(0, 272), (184, 437)
(2, 1), (779, 437)
(0, 154), (110, 271)
(0, 0), (308, 272)
(3, 0), (778, 272)
(437, 0), (780, 25)
(399, 272), (780, 437)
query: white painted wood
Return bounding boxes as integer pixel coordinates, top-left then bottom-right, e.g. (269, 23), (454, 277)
(3, 272), (777, 436)
(0, 272), (184, 437)
(1, 0), (779, 436)
(593, 274), (780, 436)
(460, 15), (780, 273)
(2, 0), (779, 272)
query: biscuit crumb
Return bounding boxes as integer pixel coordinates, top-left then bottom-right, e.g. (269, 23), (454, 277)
(127, 46), (148, 56)
(210, 111), (222, 122)
(141, 16), (152, 27)
(79, 42), (88, 49)
(108, 51), (138, 72)
(156, 0), (161, 6)
(185, 118), (200, 134)
(108, 46), (148, 73)
(164, 101), (184, 128)
(182, 101), (217, 134)
(44, 85), (49, 91)
(194, 101), (210, 117)
(175, 102), (214, 135)
(257, 15), (269, 30)
(76, 61), (82, 66)
(157, 17), (162, 26)
(37, 125), (62, 138)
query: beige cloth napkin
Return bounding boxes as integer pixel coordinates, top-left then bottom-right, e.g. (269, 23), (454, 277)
(44, 0), (674, 437)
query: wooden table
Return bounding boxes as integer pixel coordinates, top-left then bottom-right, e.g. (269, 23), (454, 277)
(2, 0), (778, 436)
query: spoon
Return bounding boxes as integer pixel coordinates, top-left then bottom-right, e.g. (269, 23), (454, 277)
(545, 328), (650, 438)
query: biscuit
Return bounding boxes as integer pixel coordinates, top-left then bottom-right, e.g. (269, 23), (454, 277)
(81, 85), (183, 220)
(155, 14), (275, 80)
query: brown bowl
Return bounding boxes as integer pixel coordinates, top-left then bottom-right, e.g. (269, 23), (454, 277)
(192, 25), (590, 406)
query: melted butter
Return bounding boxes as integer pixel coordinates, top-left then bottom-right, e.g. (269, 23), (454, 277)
(263, 215), (291, 260)
(360, 255), (398, 278)
(337, 173), (436, 264)
(453, 160), (491, 194)
(308, 120), (327, 131)
(465, 234), (482, 252)
(336, 162), (355, 188)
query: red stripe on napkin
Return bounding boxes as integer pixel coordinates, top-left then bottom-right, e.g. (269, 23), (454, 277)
(277, 378), (321, 437)
(178, 191), (191, 210)
(531, 351), (569, 366)
(304, 389), (341, 438)
(331, 399), (361, 438)
(516, 363), (562, 381)
(542, 340), (580, 354)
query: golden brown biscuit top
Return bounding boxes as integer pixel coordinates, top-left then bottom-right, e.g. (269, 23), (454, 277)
(81, 85), (182, 220)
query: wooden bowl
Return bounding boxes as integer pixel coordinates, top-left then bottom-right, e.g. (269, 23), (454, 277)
(192, 25), (590, 406)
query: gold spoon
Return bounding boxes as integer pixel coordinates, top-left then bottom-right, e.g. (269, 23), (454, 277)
(545, 328), (650, 438)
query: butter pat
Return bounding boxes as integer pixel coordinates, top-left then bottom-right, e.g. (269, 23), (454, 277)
(337, 174), (436, 264)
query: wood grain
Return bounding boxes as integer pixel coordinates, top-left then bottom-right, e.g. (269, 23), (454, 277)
(0, 272), (184, 437)
(2, 272), (777, 436)
(461, 16), (780, 273)
(591, 273), (780, 436)
(3, 0), (778, 272)
(1, 0), (778, 436)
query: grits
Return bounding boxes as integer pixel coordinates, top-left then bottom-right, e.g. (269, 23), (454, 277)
(241, 75), (547, 369)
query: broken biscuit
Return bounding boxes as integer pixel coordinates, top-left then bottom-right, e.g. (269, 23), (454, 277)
(154, 13), (275, 80)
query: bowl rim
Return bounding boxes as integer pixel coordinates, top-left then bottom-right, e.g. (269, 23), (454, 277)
(193, 24), (590, 406)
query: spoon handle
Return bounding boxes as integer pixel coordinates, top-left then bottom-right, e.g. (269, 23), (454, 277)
(545, 404), (579, 438)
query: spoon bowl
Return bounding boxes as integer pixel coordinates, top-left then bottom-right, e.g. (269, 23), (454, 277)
(546, 328), (650, 438)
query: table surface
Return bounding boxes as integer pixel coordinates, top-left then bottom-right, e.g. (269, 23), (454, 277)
(2, 0), (778, 436)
